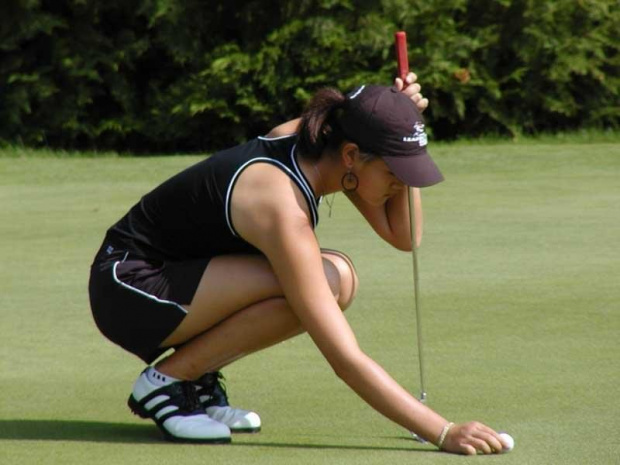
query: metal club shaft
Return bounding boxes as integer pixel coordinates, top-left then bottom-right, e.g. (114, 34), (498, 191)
(408, 187), (427, 403)
(409, 187), (428, 444)
(396, 30), (428, 443)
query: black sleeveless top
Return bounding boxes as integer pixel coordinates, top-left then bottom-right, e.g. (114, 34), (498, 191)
(105, 135), (320, 261)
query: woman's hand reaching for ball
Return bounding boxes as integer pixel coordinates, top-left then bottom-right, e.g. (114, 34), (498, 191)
(440, 421), (509, 455)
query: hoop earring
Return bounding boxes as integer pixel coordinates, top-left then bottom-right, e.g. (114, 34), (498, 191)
(341, 170), (359, 192)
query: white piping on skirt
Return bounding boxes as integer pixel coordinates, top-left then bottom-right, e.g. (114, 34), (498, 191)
(111, 262), (188, 314)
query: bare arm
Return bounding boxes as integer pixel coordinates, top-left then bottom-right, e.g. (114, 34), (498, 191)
(231, 164), (444, 441)
(348, 71), (428, 251)
(346, 187), (422, 251)
(230, 164), (507, 455)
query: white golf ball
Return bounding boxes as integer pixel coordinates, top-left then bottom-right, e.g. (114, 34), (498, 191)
(498, 432), (515, 452)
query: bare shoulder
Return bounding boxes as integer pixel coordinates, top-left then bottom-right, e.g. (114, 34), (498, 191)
(230, 162), (312, 249)
(264, 118), (301, 138)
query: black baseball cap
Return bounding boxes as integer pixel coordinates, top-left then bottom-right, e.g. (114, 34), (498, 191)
(339, 85), (444, 187)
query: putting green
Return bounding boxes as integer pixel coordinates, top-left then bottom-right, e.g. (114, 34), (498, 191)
(1, 141), (618, 464)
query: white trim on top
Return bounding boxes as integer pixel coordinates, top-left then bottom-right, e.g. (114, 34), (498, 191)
(111, 262), (188, 314)
(286, 144), (318, 227)
(289, 145), (320, 213)
(349, 85), (366, 99)
(224, 157), (318, 237)
(258, 134), (297, 141)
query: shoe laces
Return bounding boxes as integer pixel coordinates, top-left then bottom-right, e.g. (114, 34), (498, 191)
(178, 381), (203, 413)
(196, 372), (229, 407)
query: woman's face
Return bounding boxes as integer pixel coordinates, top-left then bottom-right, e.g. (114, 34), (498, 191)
(355, 157), (406, 206)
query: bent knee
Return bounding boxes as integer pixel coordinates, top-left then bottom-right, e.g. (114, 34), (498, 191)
(321, 249), (359, 311)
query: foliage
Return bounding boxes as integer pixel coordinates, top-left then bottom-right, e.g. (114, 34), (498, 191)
(1, 0), (618, 152)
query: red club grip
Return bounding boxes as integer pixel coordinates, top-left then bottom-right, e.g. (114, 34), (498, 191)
(395, 31), (409, 85)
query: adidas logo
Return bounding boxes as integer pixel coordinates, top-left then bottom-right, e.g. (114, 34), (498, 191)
(403, 122), (428, 147)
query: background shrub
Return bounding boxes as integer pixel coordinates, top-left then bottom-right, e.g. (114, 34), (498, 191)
(1, 0), (618, 153)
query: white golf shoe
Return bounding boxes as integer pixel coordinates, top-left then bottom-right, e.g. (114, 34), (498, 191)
(195, 372), (261, 433)
(128, 370), (231, 443)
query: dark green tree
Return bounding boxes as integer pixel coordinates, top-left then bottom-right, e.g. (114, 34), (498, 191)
(1, 0), (618, 152)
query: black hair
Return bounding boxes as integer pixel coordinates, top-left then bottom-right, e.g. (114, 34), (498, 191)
(296, 88), (347, 161)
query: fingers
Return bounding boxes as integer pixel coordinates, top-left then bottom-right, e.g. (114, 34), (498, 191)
(466, 435), (494, 454)
(408, 90), (428, 112)
(403, 82), (421, 97)
(406, 72), (419, 85)
(393, 72), (429, 112)
(462, 444), (477, 456)
(445, 422), (505, 455)
(416, 97), (429, 112)
(479, 425), (505, 453)
(394, 72), (418, 90)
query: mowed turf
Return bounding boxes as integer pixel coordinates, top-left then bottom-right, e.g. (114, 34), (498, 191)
(1, 141), (618, 465)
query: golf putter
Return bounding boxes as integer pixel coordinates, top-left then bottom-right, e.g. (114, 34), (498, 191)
(395, 31), (428, 443)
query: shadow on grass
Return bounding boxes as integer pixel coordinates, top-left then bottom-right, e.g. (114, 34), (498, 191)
(0, 420), (160, 444)
(232, 441), (435, 453)
(0, 420), (437, 453)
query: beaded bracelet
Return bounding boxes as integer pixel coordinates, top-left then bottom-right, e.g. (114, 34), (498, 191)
(437, 422), (455, 450)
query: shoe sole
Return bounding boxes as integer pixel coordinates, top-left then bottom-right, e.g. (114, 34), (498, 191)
(128, 395), (231, 444)
(162, 432), (231, 444)
(231, 427), (261, 434)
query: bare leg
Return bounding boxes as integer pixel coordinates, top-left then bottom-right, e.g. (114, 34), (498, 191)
(156, 250), (357, 380)
(158, 297), (297, 377)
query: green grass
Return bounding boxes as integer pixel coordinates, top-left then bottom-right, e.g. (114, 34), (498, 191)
(435, 128), (620, 146)
(1, 140), (619, 464)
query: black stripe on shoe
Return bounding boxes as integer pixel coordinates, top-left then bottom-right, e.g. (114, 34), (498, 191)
(128, 381), (231, 444)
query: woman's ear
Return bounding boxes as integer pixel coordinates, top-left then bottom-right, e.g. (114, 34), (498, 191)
(340, 142), (361, 169)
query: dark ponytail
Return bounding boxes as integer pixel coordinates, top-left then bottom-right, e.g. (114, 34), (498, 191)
(296, 88), (346, 161)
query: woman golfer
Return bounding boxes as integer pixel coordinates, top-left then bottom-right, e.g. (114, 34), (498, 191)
(89, 74), (508, 454)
